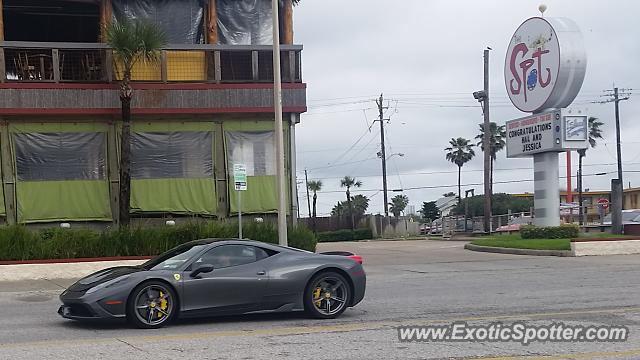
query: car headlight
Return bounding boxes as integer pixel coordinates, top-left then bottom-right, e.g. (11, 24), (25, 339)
(85, 275), (131, 295)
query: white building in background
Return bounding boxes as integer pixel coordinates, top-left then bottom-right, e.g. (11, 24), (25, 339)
(436, 195), (458, 217)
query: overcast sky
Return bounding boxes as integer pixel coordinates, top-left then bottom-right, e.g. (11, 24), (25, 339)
(292, 0), (640, 217)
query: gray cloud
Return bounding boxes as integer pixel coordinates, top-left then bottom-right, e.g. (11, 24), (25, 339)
(294, 0), (640, 216)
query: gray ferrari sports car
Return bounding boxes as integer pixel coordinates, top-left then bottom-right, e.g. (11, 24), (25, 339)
(58, 239), (366, 328)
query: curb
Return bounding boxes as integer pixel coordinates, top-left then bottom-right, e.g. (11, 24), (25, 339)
(464, 243), (573, 257)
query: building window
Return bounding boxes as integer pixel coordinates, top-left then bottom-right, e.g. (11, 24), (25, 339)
(225, 131), (275, 176)
(14, 132), (106, 181)
(131, 132), (213, 179)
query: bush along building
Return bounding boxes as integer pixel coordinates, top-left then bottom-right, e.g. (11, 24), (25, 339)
(0, 0), (305, 225)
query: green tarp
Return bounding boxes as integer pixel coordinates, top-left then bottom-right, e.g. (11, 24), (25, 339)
(16, 181), (111, 223)
(130, 121), (217, 215)
(224, 120), (290, 215)
(10, 122), (111, 223)
(131, 178), (216, 215)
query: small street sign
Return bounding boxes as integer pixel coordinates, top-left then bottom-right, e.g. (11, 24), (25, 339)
(233, 164), (247, 191)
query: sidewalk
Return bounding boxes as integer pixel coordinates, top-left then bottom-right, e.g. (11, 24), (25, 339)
(0, 259), (145, 282)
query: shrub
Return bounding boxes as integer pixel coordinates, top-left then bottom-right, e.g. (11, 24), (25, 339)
(317, 228), (373, 242)
(0, 222), (317, 261)
(520, 224), (579, 239)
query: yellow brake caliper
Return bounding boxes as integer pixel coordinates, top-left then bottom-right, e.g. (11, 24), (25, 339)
(313, 287), (322, 307)
(158, 291), (168, 318)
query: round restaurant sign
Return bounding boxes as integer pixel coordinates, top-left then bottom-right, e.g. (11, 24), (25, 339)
(505, 17), (587, 113)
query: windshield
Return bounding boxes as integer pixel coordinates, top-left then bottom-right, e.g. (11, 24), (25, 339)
(141, 243), (209, 271)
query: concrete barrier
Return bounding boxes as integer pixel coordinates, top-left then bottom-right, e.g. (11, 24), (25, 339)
(571, 238), (640, 256)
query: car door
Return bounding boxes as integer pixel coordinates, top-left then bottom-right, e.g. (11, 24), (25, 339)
(181, 244), (269, 315)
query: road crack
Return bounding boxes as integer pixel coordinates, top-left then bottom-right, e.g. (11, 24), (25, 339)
(116, 338), (147, 353)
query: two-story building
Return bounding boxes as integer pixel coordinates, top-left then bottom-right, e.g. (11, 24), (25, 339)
(0, 0), (305, 225)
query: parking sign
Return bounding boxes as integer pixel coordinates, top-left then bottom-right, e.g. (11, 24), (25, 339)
(233, 164), (247, 191)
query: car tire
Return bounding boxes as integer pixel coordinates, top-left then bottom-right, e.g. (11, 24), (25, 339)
(304, 271), (351, 319)
(127, 280), (177, 329)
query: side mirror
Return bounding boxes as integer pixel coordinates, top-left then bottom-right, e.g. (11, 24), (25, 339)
(190, 263), (214, 278)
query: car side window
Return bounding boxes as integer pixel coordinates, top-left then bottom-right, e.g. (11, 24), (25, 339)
(197, 245), (258, 269)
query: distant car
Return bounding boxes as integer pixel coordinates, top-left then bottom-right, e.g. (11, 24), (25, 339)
(602, 209), (640, 225)
(59, 239), (366, 329)
(495, 216), (533, 233)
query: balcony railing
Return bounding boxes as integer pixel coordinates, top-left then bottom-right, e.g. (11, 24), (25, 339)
(0, 42), (303, 84)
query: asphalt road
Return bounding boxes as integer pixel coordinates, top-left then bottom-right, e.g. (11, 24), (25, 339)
(1, 239), (640, 359)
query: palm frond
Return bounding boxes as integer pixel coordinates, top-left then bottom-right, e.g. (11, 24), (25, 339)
(105, 19), (167, 75)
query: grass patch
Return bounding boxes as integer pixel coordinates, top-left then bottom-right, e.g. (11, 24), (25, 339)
(472, 234), (570, 251)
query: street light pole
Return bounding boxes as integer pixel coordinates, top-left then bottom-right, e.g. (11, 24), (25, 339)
(272, 0), (287, 245)
(482, 49), (492, 234)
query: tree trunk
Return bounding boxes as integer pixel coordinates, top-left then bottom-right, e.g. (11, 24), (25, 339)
(118, 77), (132, 227)
(346, 188), (354, 231)
(457, 165), (462, 204)
(312, 192), (317, 232)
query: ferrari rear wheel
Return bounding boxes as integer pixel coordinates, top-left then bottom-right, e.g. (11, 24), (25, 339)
(127, 281), (176, 329)
(304, 271), (350, 319)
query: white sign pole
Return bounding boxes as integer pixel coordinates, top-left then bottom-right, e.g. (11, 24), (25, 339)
(238, 190), (242, 239)
(233, 164), (247, 239)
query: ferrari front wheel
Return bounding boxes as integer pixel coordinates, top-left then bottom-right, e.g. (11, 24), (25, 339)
(127, 281), (176, 329)
(304, 271), (350, 319)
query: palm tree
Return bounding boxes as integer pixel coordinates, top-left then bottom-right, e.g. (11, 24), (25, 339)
(105, 20), (166, 226)
(389, 194), (409, 218)
(331, 195), (370, 224)
(445, 137), (475, 203)
(340, 176), (362, 231)
(351, 194), (370, 223)
(307, 180), (322, 231)
(475, 122), (506, 195)
(577, 117), (604, 223)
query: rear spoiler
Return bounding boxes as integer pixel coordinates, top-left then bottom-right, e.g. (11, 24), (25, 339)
(320, 251), (363, 264)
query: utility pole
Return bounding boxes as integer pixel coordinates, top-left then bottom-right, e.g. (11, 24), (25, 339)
(482, 49), (491, 234)
(271, 0), (287, 245)
(376, 94), (389, 217)
(599, 87), (630, 234)
(304, 169), (311, 218)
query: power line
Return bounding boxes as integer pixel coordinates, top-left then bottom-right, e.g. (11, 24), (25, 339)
(306, 157), (378, 171)
(312, 170), (629, 194)
(301, 161), (640, 180)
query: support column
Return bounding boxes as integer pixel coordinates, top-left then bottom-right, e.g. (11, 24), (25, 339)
(282, 0), (294, 44)
(214, 122), (227, 219)
(107, 120), (120, 226)
(0, 119), (16, 224)
(533, 152), (560, 227)
(207, 0), (218, 44)
(289, 114), (298, 225)
(0, 0), (4, 42)
(100, 0), (113, 42)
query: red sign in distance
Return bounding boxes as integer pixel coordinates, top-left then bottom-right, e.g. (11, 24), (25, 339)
(597, 198), (609, 209)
